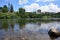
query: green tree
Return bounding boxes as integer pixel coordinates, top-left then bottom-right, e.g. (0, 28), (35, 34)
(19, 8), (25, 14)
(2, 5), (8, 13)
(19, 8), (25, 18)
(0, 7), (2, 12)
(10, 4), (14, 12)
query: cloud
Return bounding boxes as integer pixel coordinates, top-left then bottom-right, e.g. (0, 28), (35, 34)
(36, 0), (55, 2)
(24, 3), (39, 12)
(24, 3), (60, 12)
(39, 3), (60, 12)
(19, 0), (28, 4)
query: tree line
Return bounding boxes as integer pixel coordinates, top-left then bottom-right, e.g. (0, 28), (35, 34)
(0, 3), (14, 13)
(0, 3), (60, 19)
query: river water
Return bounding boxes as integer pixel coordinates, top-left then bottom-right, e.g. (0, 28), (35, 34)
(0, 19), (60, 40)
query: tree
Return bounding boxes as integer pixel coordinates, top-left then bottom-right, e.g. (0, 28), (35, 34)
(2, 5), (8, 13)
(0, 7), (2, 12)
(8, 3), (10, 12)
(10, 4), (14, 12)
(19, 8), (25, 18)
(19, 8), (25, 14)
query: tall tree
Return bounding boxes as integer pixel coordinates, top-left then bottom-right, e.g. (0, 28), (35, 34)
(2, 5), (8, 13)
(10, 4), (14, 12)
(8, 3), (11, 12)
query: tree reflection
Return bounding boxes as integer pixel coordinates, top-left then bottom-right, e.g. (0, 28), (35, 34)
(18, 19), (26, 29)
(0, 19), (52, 32)
(9, 19), (14, 32)
(18, 18), (41, 29)
(0, 19), (15, 32)
(1, 19), (8, 31)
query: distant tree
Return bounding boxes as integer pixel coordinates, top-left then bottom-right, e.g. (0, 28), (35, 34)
(19, 8), (25, 14)
(0, 7), (2, 12)
(8, 3), (11, 12)
(2, 5), (8, 13)
(10, 4), (14, 12)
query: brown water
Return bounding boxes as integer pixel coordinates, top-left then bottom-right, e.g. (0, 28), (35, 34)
(0, 19), (60, 40)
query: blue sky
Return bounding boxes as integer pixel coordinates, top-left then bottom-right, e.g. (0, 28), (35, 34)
(0, 0), (60, 12)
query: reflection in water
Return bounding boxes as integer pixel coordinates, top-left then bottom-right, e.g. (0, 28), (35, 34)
(1, 20), (8, 31)
(0, 19), (60, 40)
(18, 19), (25, 29)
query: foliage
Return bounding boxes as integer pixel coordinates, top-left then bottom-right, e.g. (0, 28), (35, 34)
(0, 11), (60, 19)
(0, 12), (20, 19)
(2, 5), (8, 13)
(0, 7), (2, 12)
(19, 8), (25, 14)
(0, 4), (60, 19)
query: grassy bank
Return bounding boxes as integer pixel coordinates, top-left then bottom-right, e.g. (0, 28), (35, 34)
(0, 12), (60, 19)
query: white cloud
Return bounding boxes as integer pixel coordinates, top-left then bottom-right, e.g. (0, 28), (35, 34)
(36, 0), (55, 2)
(39, 3), (60, 12)
(19, 0), (28, 4)
(24, 3), (39, 12)
(24, 3), (60, 12)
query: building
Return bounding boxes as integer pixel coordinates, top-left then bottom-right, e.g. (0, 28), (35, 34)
(36, 9), (41, 14)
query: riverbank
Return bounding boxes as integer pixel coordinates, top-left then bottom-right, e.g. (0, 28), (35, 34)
(0, 12), (60, 19)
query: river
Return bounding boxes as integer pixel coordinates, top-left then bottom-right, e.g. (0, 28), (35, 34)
(0, 19), (60, 40)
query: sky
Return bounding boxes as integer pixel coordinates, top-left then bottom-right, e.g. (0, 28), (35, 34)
(0, 0), (60, 12)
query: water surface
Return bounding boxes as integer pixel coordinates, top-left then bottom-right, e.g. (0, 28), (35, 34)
(0, 19), (60, 40)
